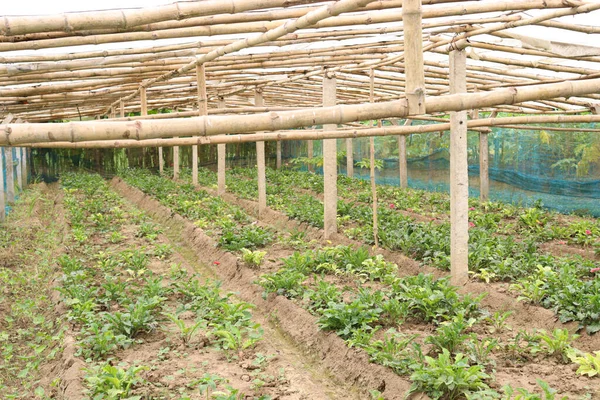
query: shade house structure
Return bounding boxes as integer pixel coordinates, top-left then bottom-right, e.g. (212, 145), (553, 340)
(3, 0), (600, 398)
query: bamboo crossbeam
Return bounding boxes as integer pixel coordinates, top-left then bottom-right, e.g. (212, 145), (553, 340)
(5, 78), (600, 146)
(20, 114), (600, 149)
(1, 0), (324, 36)
(105, 0), (377, 112)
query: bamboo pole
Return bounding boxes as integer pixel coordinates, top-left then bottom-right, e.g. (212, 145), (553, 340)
(15, 147), (22, 192)
(403, 0), (426, 115)
(369, 68), (379, 247)
(193, 65), (207, 185)
(346, 136), (353, 178)
(449, 49), (469, 287)
(474, 106), (489, 202)
(217, 97), (226, 196)
(7, 78), (600, 146)
(323, 72), (338, 239)
(0, 147), (4, 221)
(399, 119), (411, 188)
(255, 90), (267, 219)
(0, 0), (322, 36)
(106, 0), (377, 113)
(22, 113), (600, 149)
(4, 148), (14, 204)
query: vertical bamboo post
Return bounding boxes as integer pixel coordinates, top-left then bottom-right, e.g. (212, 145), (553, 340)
(21, 147), (27, 188)
(140, 85), (148, 172)
(119, 99), (125, 118)
(450, 49), (469, 286)
(217, 97), (226, 195)
(194, 65), (208, 185)
(276, 141), (282, 169)
(255, 89), (267, 218)
(109, 107), (115, 119)
(15, 147), (22, 191)
(5, 148), (14, 203)
(323, 71), (338, 239)
(307, 139), (314, 172)
(399, 119), (411, 188)
(0, 148), (5, 221)
(477, 110), (489, 202)
(403, 0), (426, 115)
(346, 137), (353, 177)
(369, 68), (379, 247)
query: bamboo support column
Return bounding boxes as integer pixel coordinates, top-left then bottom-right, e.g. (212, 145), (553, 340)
(140, 86), (148, 173)
(403, 0), (426, 115)
(346, 138), (353, 177)
(276, 141), (282, 169)
(255, 89), (267, 218)
(119, 99), (125, 118)
(0, 148), (5, 221)
(477, 111), (489, 202)
(15, 147), (22, 191)
(399, 119), (411, 188)
(20, 147), (27, 189)
(369, 68), (379, 247)
(323, 71), (338, 239)
(194, 65), (208, 186)
(449, 49), (469, 286)
(4, 148), (14, 203)
(307, 139), (314, 173)
(217, 97), (226, 195)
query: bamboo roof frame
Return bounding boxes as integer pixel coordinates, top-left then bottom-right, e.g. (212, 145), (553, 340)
(1, 0), (600, 134)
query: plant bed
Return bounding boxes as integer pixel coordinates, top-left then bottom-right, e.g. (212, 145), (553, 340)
(116, 170), (600, 399)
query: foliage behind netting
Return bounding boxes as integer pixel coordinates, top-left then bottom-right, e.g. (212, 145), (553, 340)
(283, 119), (600, 217)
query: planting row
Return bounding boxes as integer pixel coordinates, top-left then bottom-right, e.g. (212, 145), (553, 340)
(178, 167), (600, 334)
(120, 169), (599, 399)
(57, 172), (296, 399)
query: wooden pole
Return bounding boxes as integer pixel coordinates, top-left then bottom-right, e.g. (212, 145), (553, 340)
(323, 71), (337, 239)
(0, 148), (5, 221)
(15, 147), (22, 191)
(369, 68), (379, 247)
(307, 139), (314, 173)
(217, 97), (226, 195)
(346, 137), (353, 177)
(276, 140), (282, 169)
(119, 99), (125, 118)
(5, 148), (15, 204)
(475, 109), (489, 202)
(255, 90), (267, 218)
(449, 49), (469, 286)
(403, 0), (426, 115)
(193, 65), (207, 185)
(399, 119), (411, 188)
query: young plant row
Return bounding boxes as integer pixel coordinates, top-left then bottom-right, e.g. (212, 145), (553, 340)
(257, 245), (598, 399)
(59, 172), (269, 399)
(121, 169), (274, 251)
(185, 167), (600, 333)
(123, 168), (598, 398)
(0, 185), (65, 399)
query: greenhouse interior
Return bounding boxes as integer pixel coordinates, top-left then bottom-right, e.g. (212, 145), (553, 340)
(1, 0), (600, 399)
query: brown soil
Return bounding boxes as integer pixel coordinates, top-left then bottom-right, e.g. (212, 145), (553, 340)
(111, 177), (420, 399)
(540, 240), (598, 261)
(181, 179), (600, 398)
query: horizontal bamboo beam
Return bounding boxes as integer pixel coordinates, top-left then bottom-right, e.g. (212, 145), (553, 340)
(4, 77), (600, 146)
(21, 114), (600, 149)
(0, 0), (323, 36)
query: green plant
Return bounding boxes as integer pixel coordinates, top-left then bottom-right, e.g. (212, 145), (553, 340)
(193, 373), (226, 399)
(500, 379), (568, 400)
(77, 322), (133, 360)
(531, 329), (578, 363)
(212, 323), (263, 354)
(408, 349), (491, 400)
(355, 158), (384, 170)
(240, 248), (267, 267)
(567, 349), (600, 377)
(318, 299), (382, 339)
(486, 311), (513, 334)
(425, 313), (475, 354)
(163, 312), (205, 346)
(84, 363), (148, 400)
(103, 296), (164, 338)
